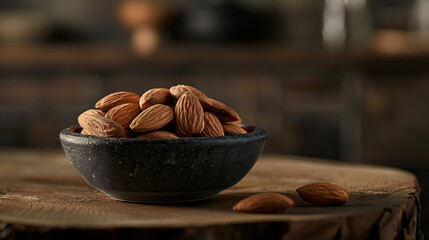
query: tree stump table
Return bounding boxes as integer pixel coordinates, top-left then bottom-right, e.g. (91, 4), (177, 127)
(0, 150), (421, 240)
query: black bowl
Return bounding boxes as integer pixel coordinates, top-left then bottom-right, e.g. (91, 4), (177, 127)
(59, 125), (266, 202)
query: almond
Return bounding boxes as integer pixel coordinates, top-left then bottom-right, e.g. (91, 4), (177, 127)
(105, 103), (141, 129)
(139, 88), (173, 111)
(175, 92), (204, 137)
(201, 112), (224, 137)
(222, 122), (247, 135)
(230, 115), (242, 125)
(136, 131), (179, 139)
(80, 128), (92, 135)
(78, 109), (105, 129)
(233, 193), (294, 213)
(84, 115), (127, 138)
(170, 85), (212, 107)
(95, 91), (140, 112)
(296, 183), (349, 206)
(130, 104), (174, 133)
(205, 98), (240, 122)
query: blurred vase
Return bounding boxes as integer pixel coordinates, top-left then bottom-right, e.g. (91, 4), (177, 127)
(323, 0), (346, 49)
(322, 0), (372, 49)
(410, 0), (429, 35)
(345, 0), (373, 49)
(116, 0), (170, 29)
(116, 1), (169, 55)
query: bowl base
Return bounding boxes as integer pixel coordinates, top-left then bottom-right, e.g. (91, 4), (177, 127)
(102, 189), (222, 203)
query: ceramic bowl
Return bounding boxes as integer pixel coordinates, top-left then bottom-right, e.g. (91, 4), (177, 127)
(59, 125), (266, 202)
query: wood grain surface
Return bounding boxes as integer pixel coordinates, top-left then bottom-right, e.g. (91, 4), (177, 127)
(0, 149), (421, 240)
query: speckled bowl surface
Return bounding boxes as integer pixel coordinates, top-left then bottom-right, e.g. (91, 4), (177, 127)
(59, 125), (266, 202)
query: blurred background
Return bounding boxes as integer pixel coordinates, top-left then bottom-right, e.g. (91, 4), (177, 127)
(0, 0), (428, 235)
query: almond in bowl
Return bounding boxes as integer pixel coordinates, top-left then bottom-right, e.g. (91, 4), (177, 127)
(60, 85), (266, 202)
(78, 85), (247, 139)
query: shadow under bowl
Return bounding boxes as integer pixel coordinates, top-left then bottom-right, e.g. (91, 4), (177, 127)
(59, 125), (266, 203)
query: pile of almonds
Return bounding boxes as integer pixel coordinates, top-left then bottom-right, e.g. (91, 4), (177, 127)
(233, 183), (349, 213)
(78, 85), (247, 139)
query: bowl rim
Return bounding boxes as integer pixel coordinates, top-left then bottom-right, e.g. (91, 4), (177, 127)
(60, 124), (266, 144)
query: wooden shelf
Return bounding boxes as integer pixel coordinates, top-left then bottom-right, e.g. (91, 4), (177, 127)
(1, 44), (429, 72)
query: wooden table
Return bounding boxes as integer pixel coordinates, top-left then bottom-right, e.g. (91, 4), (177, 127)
(0, 150), (421, 240)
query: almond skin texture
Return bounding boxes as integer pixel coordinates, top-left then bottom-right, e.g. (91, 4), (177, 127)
(296, 183), (349, 206)
(136, 131), (179, 139)
(233, 193), (294, 213)
(84, 115), (127, 138)
(95, 91), (140, 112)
(170, 85), (212, 107)
(230, 115), (242, 125)
(222, 122), (247, 135)
(78, 109), (105, 129)
(205, 98), (240, 122)
(105, 103), (141, 129)
(130, 104), (174, 133)
(140, 88), (173, 111)
(175, 93), (205, 137)
(201, 112), (224, 137)
(80, 128), (92, 135)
